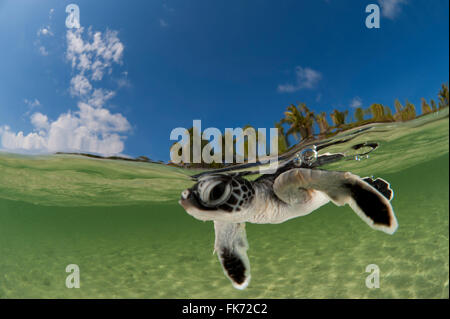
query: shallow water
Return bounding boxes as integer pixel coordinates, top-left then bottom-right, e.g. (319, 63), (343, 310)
(0, 109), (448, 298)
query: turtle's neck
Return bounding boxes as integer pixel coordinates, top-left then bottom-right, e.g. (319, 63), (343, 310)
(245, 180), (291, 224)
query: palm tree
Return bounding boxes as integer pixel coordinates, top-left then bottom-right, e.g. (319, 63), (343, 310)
(384, 105), (394, 121)
(300, 104), (315, 138)
(394, 99), (416, 121)
(330, 109), (348, 128)
(368, 103), (386, 122)
(431, 99), (437, 112)
(421, 98), (432, 114)
(314, 112), (330, 136)
(354, 107), (365, 123)
(274, 121), (289, 154)
(281, 103), (315, 141)
(394, 99), (404, 121)
(438, 83), (449, 109)
(405, 100), (417, 119)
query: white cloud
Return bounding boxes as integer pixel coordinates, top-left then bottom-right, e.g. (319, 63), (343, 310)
(38, 46), (49, 56)
(159, 19), (169, 27)
(30, 112), (49, 130)
(24, 98), (41, 108)
(1, 102), (130, 156)
(35, 14), (54, 55)
(0, 127), (47, 151)
(67, 28), (125, 102)
(24, 98), (42, 116)
(38, 28), (49, 36)
(378, 0), (407, 19)
(1, 26), (131, 156)
(66, 28), (124, 81)
(70, 74), (92, 97)
(277, 83), (297, 93)
(350, 96), (363, 108)
(116, 71), (131, 88)
(37, 26), (53, 37)
(278, 66), (322, 93)
(88, 89), (116, 108)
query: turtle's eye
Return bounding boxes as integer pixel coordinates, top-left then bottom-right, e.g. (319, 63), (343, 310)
(198, 179), (231, 207)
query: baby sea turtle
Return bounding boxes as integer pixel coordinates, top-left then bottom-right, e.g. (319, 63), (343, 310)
(179, 160), (397, 290)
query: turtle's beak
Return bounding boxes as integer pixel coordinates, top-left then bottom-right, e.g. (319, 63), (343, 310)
(179, 189), (192, 209)
(181, 189), (190, 200)
(178, 188), (220, 222)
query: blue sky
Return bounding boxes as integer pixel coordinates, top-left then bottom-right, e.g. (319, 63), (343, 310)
(0, 0), (448, 161)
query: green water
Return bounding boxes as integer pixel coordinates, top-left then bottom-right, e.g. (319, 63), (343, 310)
(0, 111), (448, 298)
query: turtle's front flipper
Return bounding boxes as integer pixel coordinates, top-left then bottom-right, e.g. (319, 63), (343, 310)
(362, 177), (393, 201)
(274, 168), (398, 234)
(214, 221), (251, 290)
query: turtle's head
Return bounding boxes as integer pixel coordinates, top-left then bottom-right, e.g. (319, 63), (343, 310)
(179, 174), (254, 221)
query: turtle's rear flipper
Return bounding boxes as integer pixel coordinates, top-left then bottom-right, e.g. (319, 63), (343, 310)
(274, 168), (398, 234)
(214, 221), (251, 290)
